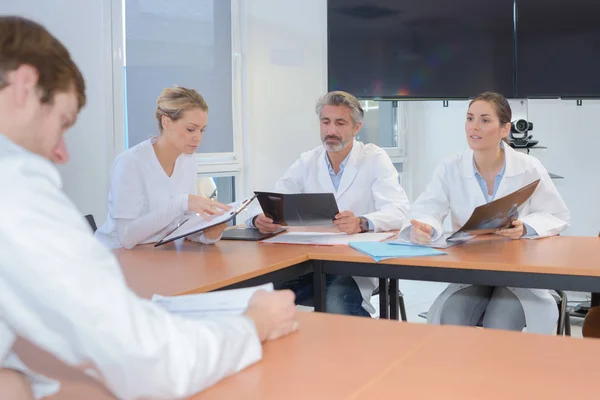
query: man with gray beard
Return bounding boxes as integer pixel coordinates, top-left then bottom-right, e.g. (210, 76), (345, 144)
(246, 91), (410, 317)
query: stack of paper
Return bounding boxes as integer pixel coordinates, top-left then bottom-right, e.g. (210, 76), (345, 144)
(349, 241), (447, 262)
(261, 231), (394, 246)
(152, 283), (273, 319)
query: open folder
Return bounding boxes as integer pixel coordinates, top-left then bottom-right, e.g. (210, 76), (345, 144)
(446, 179), (541, 241)
(154, 195), (257, 247)
(254, 192), (340, 226)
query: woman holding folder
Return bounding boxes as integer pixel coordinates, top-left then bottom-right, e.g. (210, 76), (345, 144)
(400, 92), (570, 334)
(96, 86), (230, 249)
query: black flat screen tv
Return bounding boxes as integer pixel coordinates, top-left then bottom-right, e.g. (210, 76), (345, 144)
(515, 0), (600, 98)
(328, 0), (600, 99)
(328, 0), (515, 99)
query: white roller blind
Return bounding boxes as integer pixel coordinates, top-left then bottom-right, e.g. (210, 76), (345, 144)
(124, 0), (233, 153)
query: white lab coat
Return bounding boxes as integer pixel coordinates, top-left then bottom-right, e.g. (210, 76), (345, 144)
(0, 134), (262, 399)
(249, 140), (410, 313)
(401, 142), (570, 334)
(95, 138), (216, 249)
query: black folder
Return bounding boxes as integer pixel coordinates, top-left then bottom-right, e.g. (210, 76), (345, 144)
(221, 227), (287, 241)
(254, 192), (340, 226)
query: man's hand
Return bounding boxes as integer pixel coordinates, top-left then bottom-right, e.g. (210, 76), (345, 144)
(245, 290), (299, 342)
(253, 214), (282, 234)
(333, 210), (360, 234)
(409, 219), (433, 245)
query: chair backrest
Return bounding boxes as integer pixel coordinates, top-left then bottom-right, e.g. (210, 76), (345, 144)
(84, 214), (97, 233)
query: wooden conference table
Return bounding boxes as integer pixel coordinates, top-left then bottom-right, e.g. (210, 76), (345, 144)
(117, 235), (600, 320)
(13, 234), (600, 399)
(21, 312), (598, 399)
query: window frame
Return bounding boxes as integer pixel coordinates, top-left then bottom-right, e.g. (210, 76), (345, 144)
(109, 0), (246, 200)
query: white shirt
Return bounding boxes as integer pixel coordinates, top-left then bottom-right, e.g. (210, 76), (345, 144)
(0, 134), (261, 399)
(96, 138), (216, 249)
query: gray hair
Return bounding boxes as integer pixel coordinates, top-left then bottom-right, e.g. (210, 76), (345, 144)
(315, 91), (364, 125)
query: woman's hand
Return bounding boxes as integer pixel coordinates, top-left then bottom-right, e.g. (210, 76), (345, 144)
(409, 219), (434, 245)
(203, 222), (228, 240)
(495, 219), (525, 240)
(188, 195), (231, 219)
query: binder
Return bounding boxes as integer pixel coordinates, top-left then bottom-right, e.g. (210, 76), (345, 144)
(254, 192), (340, 226)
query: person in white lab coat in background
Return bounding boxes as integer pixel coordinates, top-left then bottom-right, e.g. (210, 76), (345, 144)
(247, 91), (410, 317)
(0, 16), (298, 399)
(95, 86), (230, 249)
(399, 91), (570, 334)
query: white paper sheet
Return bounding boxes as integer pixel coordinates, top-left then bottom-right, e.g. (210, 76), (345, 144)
(389, 232), (473, 249)
(261, 231), (394, 246)
(151, 283), (273, 318)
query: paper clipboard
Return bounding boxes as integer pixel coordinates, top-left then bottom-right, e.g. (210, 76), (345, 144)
(154, 195), (257, 247)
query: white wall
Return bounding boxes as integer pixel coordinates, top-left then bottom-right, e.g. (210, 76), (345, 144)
(240, 0), (327, 197)
(526, 99), (600, 236)
(404, 100), (470, 201)
(1, 0), (113, 223)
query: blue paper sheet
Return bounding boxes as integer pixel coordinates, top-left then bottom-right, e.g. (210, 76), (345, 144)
(349, 241), (447, 262)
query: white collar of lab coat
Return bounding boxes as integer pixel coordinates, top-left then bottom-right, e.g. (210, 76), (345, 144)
(460, 141), (522, 179)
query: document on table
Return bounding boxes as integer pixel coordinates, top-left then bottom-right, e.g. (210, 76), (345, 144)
(390, 232), (473, 249)
(151, 283), (273, 318)
(260, 231), (394, 246)
(349, 242), (447, 262)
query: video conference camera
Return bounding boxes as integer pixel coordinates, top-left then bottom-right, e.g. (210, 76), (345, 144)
(509, 119), (536, 148)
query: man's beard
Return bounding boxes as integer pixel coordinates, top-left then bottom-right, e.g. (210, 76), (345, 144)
(322, 135), (350, 152)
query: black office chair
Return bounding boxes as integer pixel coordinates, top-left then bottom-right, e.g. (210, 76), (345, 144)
(417, 289), (570, 336)
(373, 281), (408, 321)
(84, 214), (97, 233)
